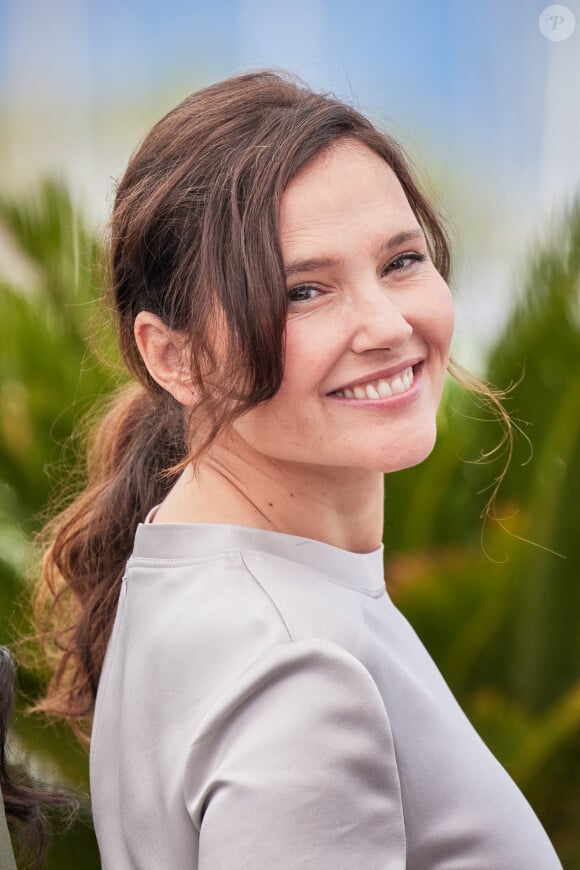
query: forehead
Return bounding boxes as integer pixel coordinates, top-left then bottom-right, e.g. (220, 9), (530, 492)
(279, 140), (419, 257)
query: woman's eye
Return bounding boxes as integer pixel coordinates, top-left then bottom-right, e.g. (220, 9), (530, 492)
(386, 252), (428, 274)
(287, 284), (321, 304)
(287, 253), (428, 305)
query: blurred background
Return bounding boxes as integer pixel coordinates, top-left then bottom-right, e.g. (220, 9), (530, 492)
(1, 0), (579, 866)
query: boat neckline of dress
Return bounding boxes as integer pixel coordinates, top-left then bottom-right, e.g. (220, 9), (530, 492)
(131, 507), (387, 596)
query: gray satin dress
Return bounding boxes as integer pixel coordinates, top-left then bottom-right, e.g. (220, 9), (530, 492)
(90, 518), (563, 869)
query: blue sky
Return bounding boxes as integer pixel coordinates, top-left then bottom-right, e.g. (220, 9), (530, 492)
(0, 0), (579, 354)
(0, 0), (566, 188)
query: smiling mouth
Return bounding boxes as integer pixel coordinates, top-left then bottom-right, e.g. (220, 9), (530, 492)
(329, 363), (422, 400)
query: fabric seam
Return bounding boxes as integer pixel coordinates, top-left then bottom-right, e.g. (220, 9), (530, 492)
(129, 549), (385, 598)
(243, 549), (385, 598)
(240, 552), (294, 642)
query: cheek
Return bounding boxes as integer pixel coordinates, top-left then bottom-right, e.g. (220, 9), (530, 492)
(425, 280), (455, 352)
(442, 294), (455, 349)
(281, 323), (334, 395)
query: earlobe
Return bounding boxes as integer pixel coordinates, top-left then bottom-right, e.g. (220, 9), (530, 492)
(134, 311), (198, 407)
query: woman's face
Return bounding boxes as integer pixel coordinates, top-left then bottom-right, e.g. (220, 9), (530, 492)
(230, 138), (455, 475)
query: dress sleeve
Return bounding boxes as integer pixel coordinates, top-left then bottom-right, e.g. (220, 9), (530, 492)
(183, 637), (406, 870)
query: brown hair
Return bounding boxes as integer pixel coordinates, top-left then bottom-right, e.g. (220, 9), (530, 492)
(34, 69), (508, 736)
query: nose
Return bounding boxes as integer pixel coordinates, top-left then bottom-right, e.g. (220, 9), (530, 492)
(349, 281), (413, 354)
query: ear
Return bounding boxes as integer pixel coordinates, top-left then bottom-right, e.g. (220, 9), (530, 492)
(134, 311), (197, 407)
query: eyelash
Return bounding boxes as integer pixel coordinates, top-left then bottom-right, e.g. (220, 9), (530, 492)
(287, 252), (428, 304)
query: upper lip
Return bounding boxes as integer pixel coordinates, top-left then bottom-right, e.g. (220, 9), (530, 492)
(326, 357), (425, 394)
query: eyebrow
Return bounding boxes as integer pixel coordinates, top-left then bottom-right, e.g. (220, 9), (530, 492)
(282, 228), (427, 278)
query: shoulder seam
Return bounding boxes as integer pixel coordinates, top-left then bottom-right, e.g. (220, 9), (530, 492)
(240, 552), (294, 642)
(128, 550), (385, 598)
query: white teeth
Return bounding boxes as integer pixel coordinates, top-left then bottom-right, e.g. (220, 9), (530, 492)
(332, 365), (416, 400)
(377, 379), (392, 398)
(390, 377), (404, 395)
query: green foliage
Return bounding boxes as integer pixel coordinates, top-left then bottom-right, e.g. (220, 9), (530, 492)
(0, 179), (121, 520)
(386, 195), (580, 867)
(1, 181), (579, 866)
(0, 180), (123, 867)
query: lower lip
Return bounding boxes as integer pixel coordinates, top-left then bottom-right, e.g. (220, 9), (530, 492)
(325, 363), (424, 409)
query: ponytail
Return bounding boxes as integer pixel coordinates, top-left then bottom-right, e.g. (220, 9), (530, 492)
(35, 383), (186, 734)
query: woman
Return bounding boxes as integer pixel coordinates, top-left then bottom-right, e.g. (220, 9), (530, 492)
(36, 71), (562, 868)
(0, 648), (78, 869)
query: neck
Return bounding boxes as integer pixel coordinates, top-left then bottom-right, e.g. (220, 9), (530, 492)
(155, 434), (385, 554)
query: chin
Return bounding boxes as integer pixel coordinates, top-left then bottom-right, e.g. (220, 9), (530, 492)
(377, 425), (438, 474)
